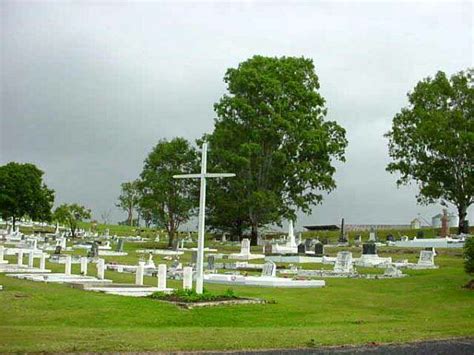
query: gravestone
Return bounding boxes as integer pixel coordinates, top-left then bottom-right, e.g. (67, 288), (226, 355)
(418, 250), (435, 266)
(297, 243), (306, 254)
(261, 261), (276, 277)
(96, 259), (105, 280)
(440, 209), (449, 237)
(304, 239), (313, 251)
(207, 255), (215, 270)
(88, 242), (99, 258)
(386, 234), (395, 242)
(333, 251), (354, 273)
(314, 242), (324, 257)
(54, 246), (62, 255)
(0, 246), (5, 263)
(241, 238), (251, 255)
(183, 267), (193, 290)
(135, 262), (145, 285)
(116, 239), (124, 252)
(384, 265), (403, 277)
(362, 243), (377, 255)
(368, 227), (377, 242)
(264, 242), (273, 255)
(338, 218), (347, 243)
(157, 264), (167, 291)
(80, 256), (88, 275)
(64, 255), (72, 275)
(191, 251), (198, 264)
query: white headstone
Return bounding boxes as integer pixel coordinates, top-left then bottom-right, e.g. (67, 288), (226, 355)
(80, 256), (88, 275)
(97, 259), (105, 280)
(135, 261), (145, 285)
(32, 239), (38, 251)
(40, 253), (46, 270)
(17, 250), (24, 266)
(65, 255), (72, 275)
(288, 220), (297, 248)
(368, 231), (376, 242)
(183, 266), (193, 290)
(333, 251), (354, 273)
(28, 251), (34, 268)
(241, 238), (251, 255)
(157, 264), (167, 291)
(418, 250), (435, 266)
(0, 246), (5, 262)
(261, 261), (277, 277)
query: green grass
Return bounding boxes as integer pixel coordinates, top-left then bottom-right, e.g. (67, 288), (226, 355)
(0, 244), (473, 352)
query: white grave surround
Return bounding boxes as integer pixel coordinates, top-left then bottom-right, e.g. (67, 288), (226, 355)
(183, 266), (193, 290)
(354, 254), (392, 267)
(271, 221), (298, 255)
(383, 265), (406, 278)
(265, 255), (323, 264)
(229, 238), (265, 260)
(136, 249), (184, 256)
(390, 237), (464, 249)
(157, 264), (173, 293)
(204, 261), (325, 288)
(0, 246), (9, 264)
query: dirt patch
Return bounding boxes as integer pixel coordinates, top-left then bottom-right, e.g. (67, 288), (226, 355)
(155, 297), (267, 309)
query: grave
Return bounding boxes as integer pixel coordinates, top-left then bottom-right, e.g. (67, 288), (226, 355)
(333, 251), (354, 273)
(229, 238), (265, 260)
(355, 243), (392, 267)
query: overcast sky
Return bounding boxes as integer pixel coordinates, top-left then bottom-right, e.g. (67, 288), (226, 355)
(1, 1), (473, 229)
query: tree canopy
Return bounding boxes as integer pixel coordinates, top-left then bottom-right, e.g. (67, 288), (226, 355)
(386, 69), (473, 233)
(206, 55), (347, 243)
(0, 162), (55, 227)
(139, 137), (198, 248)
(53, 203), (91, 238)
(116, 180), (140, 226)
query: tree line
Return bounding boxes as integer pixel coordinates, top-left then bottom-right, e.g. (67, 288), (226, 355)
(1, 56), (472, 246)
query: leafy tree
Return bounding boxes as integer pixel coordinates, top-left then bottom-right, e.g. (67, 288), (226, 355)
(53, 203), (91, 238)
(464, 237), (474, 275)
(0, 162), (54, 228)
(207, 55), (347, 244)
(116, 180), (140, 226)
(139, 138), (197, 248)
(386, 69), (473, 234)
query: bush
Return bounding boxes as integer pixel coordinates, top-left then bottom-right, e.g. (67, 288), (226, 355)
(464, 237), (474, 275)
(150, 288), (238, 302)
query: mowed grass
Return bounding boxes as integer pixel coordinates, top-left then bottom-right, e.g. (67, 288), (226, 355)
(0, 245), (473, 352)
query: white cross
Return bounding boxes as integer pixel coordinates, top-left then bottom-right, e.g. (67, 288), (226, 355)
(173, 142), (235, 294)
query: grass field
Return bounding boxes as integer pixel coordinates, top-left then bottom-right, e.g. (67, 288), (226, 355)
(1, 241), (473, 352)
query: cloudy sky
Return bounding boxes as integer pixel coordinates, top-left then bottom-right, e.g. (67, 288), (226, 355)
(1, 1), (472, 229)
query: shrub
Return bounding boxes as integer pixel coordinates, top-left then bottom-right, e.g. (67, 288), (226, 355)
(464, 237), (474, 275)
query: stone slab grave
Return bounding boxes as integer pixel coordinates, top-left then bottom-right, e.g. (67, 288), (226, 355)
(229, 238), (265, 260)
(136, 249), (184, 256)
(265, 254), (323, 264)
(204, 261), (325, 288)
(354, 243), (392, 267)
(389, 237), (465, 249)
(404, 250), (439, 269)
(270, 220), (298, 255)
(7, 257), (110, 284)
(82, 263), (173, 297)
(0, 250), (50, 274)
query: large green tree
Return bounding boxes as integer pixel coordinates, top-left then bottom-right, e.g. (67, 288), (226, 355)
(116, 180), (140, 226)
(207, 55), (347, 244)
(386, 69), (473, 234)
(0, 162), (55, 228)
(139, 138), (197, 248)
(53, 203), (92, 238)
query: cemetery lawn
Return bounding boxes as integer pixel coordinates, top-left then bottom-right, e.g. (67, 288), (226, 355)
(1, 252), (473, 352)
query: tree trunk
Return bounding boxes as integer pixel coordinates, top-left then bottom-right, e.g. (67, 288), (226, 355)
(12, 216), (16, 230)
(250, 223), (258, 246)
(168, 229), (175, 249)
(458, 204), (468, 234)
(128, 208), (133, 226)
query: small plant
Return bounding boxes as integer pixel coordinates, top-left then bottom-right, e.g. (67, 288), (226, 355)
(150, 288), (239, 303)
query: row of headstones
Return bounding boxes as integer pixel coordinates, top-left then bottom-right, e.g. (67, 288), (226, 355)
(0, 246), (49, 269)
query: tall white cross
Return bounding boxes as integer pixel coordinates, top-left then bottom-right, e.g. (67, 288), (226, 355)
(173, 142), (235, 294)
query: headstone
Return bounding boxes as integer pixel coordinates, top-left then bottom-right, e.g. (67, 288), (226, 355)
(362, 243), (377, 255)
(96, 259), (105, 280)
(333, 251), (354, 273)
(384, 265), (403, 277)
(146, 253), (155, 268)
(368, 227), (377, 242)
(0, 246), (5, 263)
(157, 264), (167, 291)
(207, 255), (215, 270)
(17, 250), (23, 266)
(354, 235), (362, 245)
(116, 239), (124, 252)
(28, 251), (34, 268)
(418, 250), (435, 266)
(264, 242), (273, 255)
(80, 256), (88, 275)
(183, 266), (193, 290)
(261, 261), (276, 277)
(54, 245), (62, 255)
(314, 242), (324, 257)
(64, 255), (72, 275)
(386, 234), (395, 242)
(135, 262), (145, 286)
(191, 251), (198, 264)
(241, 238), (251, 255)
(338, 218), (347, 242)
(321, 237), (329, 245)
(39, 253), (46, 270)
(88, 242), (99, 258)
(297, 243), (306, 254)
